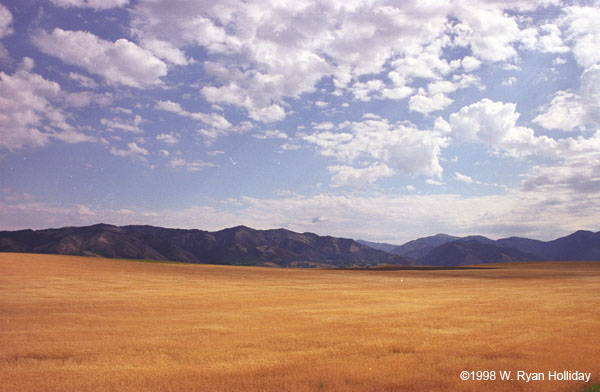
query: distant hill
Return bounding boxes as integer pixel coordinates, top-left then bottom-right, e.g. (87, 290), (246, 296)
(415, 231), (600, 266)
(1, 224), (598, 267)
(417, 239), (538, 266)
(360, 231), (600, 266)
(498, 230), (600, 261)
(391, 234), (460, 259)
(356, 239), (399, 254)
(0, 224), (412, 268)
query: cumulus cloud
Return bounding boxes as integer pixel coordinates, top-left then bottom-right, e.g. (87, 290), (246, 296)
(129, 1), (453, 121)
(521, 131), (600, 195)
(156, 132), (180, 145)
(0, 58), (94, 150)
(460, 56), (481, 72)
(409, 89), (453, 115)
(33, 28), (167, 88)
(452, 4), (520, 62)
(444, 98), (556, 157)
(561, 6), (600, 68)
(534, 64), (600, 131)
(303, 116), (448, 184)
(121, 0), (566, 124)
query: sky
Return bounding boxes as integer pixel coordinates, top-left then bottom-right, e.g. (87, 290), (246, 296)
(1, 0), (599, 244)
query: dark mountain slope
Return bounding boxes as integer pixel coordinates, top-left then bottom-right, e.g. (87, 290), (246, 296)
(0, 224), (412, 267)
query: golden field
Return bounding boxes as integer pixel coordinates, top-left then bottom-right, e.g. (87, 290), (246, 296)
(1, 253), (599, 392)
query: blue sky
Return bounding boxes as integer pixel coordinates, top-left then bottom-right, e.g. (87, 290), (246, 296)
(1, 0), (599, 244)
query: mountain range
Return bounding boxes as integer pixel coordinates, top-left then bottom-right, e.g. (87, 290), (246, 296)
(0, 224), (599, 267)
(379, 231), (600, 265)
(0, 223), (410, 268)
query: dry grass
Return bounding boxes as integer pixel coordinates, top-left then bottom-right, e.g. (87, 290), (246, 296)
(1, 253), (599, 391)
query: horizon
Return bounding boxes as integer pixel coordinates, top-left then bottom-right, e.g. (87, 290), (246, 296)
(1, 1), (600, 244)
(2, 221), (597, 246)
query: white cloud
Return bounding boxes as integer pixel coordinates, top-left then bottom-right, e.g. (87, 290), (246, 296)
(409, 89), (453, 115)
(248, 103), (286, 123)
(536, 24), (569, 54)
(328, 163), (393, 187)
(155, 100), (231, 129)
(521, 131), (600, 196)
(67, 72), (98, 88)
(533, 91), (586, 131)
(101, 116), (143, 133)
(168, 157), (213, 171)
(109, 142), (148, 159)
(0, 5), (12, 58)
(33, 28), (167, 88)
(501, 76), (517, 87)
(156, 99), (242, 143)
(63, 91), (112, 107)
(139, 38), (189, 66)
(303, 116), (448, 184)
(0, 58), (93, 150)
(312, 122), (335, 131)
(446, 98), (556, 157)
(452, 4), (520, 62)
(0, 3), (13, 58)
(130, 1), (453, 121)
(553, 57), (567, 65)
(49, 0), (129, 9)
(461, 56), (481, 72)
(454, 171), (473, 183)
(381, 85), (414, 100)
(561, 6), (600, 68)
(122, 0), (567, 126)
(156, 132), (180, 145)
(0, 4), (13, 38)
(253, 129), (288, 139)
(534, 64), (600, 131)
(425, 179), (443, 186)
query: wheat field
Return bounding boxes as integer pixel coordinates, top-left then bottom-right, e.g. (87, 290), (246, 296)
(1, 253), (599, 391)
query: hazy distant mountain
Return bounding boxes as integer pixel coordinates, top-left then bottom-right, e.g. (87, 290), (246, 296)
(356, 239), (399, 254)
(0, 224), (412, 268)
(391, 234), (460, 259)
(417, 239), (537, 266)
(416, 230), (600, 266)
(499, 230), (600, 261)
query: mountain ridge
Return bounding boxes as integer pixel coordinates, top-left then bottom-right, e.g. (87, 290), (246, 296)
(1, 224), (599, 267)
(360, 230), (600, 266)
(0, 223), (411, 268)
